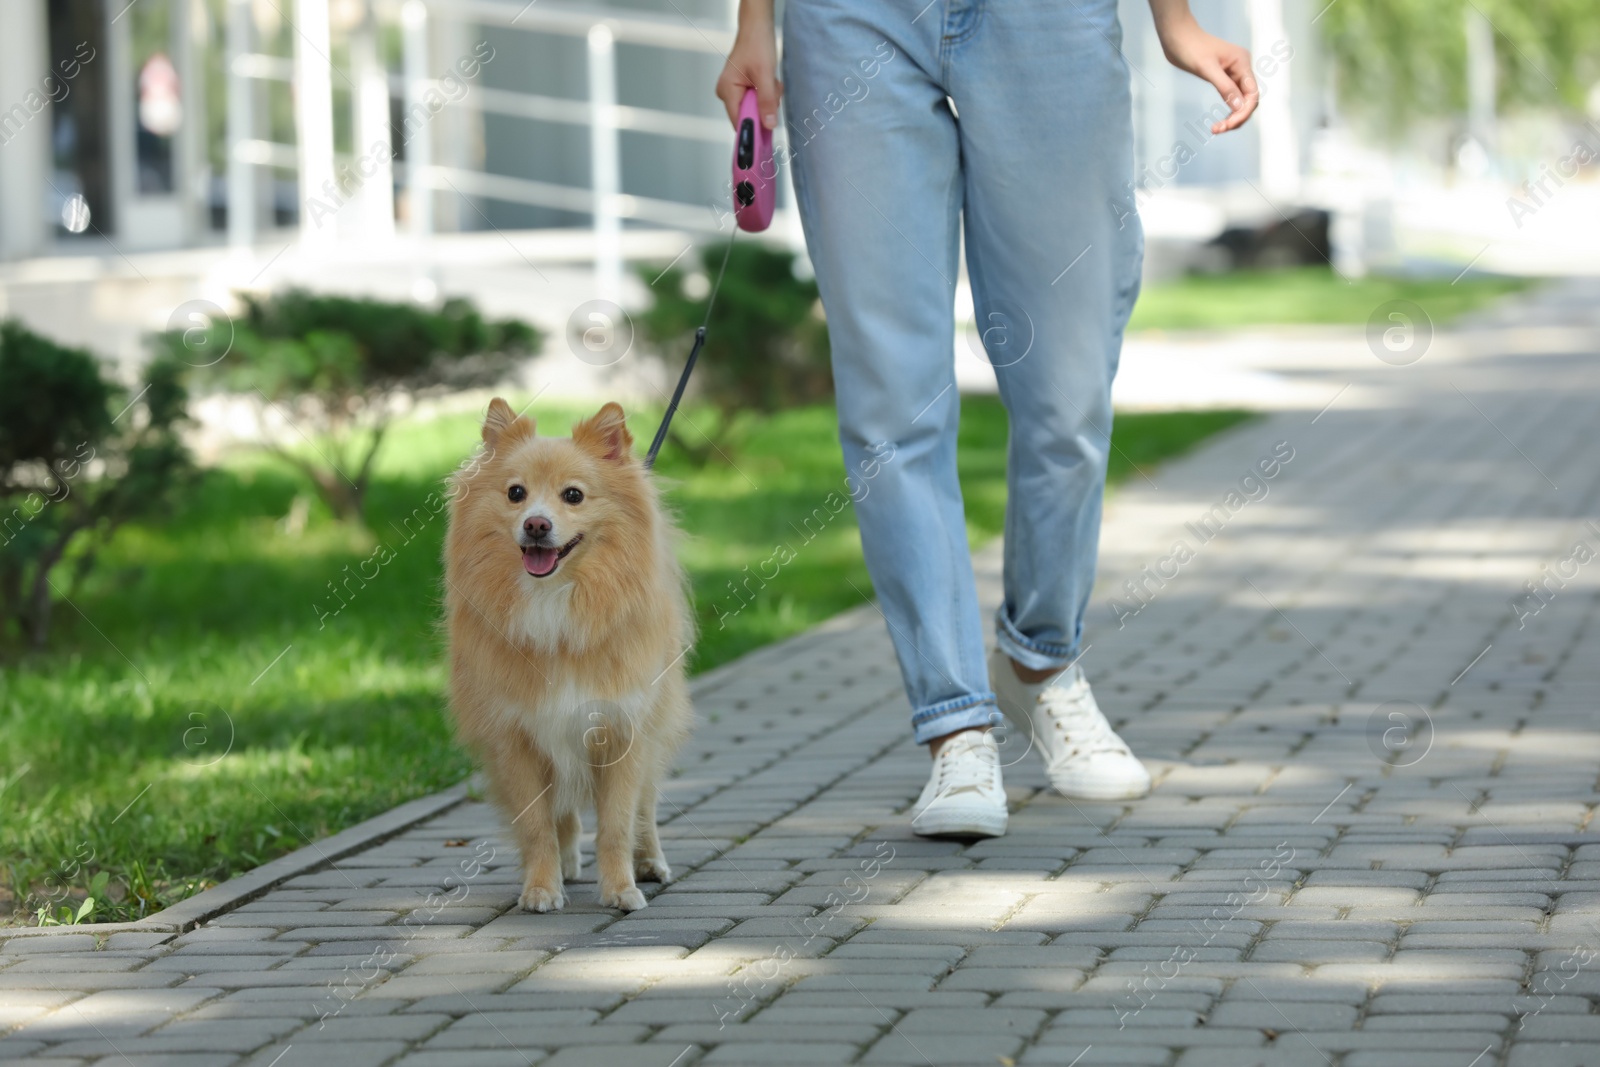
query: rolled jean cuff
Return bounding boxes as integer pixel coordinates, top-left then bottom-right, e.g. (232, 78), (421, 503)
(910, 693), (1002, 746)
(994, 603), (1079, 672)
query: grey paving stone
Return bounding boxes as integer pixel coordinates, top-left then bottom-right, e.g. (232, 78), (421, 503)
(474, 913), (617, 938)
(1507, 1045), (1590, 1066)
(400, 991), (630, 1015)
(10, 988), (223, 1043)
(1289, 886), (1422, 906)
(768, 990), (991, 1012)
(398, 951), (550, 976)
(1249, 939), (1392, 963)
(420, 1022), (650, 1050)
(1361, 1013), (1504, 1031)
(290, 1013), (452, 1042)
(541, 1047), (705, 1067)
(1108, 946), (1246, 963)
(238, 1041), (407, 1066)
(170, 970), (354, 990)
(1260, 920), (1399, 941)
(859, 1031), (1026, 1065)
(1205, 1000), (1359, 1029)
(1344, 1055), (1503, 1067)
(142, 1019), (301, 1045)
(782, 973), (939, 995)
(390, 1053), (548, 1066)
(356, 972), (517, 999)
(271, 925), (475, 942)
(5, 956), (158, 973)
(83, 1056), (237, 1067)
(506, 973), (654, 997)
(0, 974), (179, 992)
(274, 953), (411, 972)
(142, 955), (286, 974)
(182, 998), (378, 1024)
(1172, 1048), (1338, 1067)
(170, 928), (287, 946)
(847, 927), (1047, 947)
(1, 936), (100, 954)
(1021, 1045), (1170, 1064)
(607, 998), (753, 1026)
(701, 1043), (859, 1064)
(210, 909), (401, 928)
(50, 1029), (274, 1056)
(1509, 1014), (1600, 1040)
(657, 1023), (884, 1046)
(305, 937), (509, 956)
(747, 1005), (902, 1026)
(160, 942), (304, 958)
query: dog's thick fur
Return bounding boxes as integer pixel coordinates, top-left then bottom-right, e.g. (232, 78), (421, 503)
(444, 399), (692, 912)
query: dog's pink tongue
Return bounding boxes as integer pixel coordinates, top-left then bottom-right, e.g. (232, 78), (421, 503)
(523, 546), (558, 576)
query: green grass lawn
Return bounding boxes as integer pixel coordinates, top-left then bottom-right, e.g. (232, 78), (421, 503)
(1128, 266), (1534, 332)
(0, 397), (1248, 925)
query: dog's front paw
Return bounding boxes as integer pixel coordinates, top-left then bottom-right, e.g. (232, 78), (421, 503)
(562, 847), (583, 881)
(598, 885), (647, 912)
(635, 854), (672, 883)
(519, 884), (566, 912)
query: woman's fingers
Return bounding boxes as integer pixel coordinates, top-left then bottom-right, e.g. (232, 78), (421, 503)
(755, 75), (784, 130)
(1155, 20), (1260, 134)
(717, 61), (782, 129)
(1215, 50), (1260, 131)
(715, 22), (781, 129)
(715, 68), (746, 126)
(1200, 52), (1256, 134)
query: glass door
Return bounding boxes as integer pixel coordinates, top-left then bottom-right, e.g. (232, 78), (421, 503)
(46, 0), (112, 240)
(107, 0), (194, 248)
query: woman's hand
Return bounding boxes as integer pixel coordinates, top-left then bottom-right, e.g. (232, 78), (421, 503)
(715, 0), (781, 129)
(1149, 1), (1258, 134)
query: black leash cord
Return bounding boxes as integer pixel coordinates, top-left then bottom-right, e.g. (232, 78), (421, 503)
(642, 230), (738, 470)
(643, 325), (704, 469)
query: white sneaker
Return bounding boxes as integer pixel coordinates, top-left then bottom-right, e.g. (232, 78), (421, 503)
(990, 648), (1151, 800)
(910, 730), (1008, 838)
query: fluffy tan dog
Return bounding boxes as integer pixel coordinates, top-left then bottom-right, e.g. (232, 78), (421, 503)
(444, 398), (692, 912)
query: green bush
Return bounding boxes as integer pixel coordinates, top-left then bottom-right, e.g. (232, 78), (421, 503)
(637, 241), (830, 461)
(0, 320), (191, 648)
(151, 290), (540, 523)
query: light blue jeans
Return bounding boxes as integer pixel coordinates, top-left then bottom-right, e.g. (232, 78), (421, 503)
(783, 0), (1144, 744)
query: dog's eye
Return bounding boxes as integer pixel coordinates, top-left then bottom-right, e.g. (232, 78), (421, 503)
(508, 485), (526, 503)
(562, 487), (584, 505)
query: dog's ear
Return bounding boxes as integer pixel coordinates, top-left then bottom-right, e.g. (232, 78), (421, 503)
(482, 397), (534, 448)
(572, 402), (633, 464)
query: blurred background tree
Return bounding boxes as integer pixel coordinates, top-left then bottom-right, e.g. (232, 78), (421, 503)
(636, 241), (831, 463)
(0, 321), (191, 648)
(152, 290), (538, 525)
(1320, 0), (1600, 128)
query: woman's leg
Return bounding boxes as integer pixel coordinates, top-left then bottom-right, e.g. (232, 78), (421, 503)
(783, 0), (997, 745)
(948, 0), (1145, 670)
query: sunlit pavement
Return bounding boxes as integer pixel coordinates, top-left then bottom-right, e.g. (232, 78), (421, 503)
(3, 280), (1599, 1066)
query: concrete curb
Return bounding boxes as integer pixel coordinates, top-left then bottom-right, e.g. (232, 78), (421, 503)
(2, 784), (472, 940)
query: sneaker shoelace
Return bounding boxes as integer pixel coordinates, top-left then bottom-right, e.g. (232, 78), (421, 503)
(933, 735), (998, 797)
(1036, 676), (1131, 761)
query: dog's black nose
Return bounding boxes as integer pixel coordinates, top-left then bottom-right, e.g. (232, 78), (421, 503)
(524, 515), (552, 538)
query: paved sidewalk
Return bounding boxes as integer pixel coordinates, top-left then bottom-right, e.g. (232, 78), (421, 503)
(4, 281), (1600, 1066)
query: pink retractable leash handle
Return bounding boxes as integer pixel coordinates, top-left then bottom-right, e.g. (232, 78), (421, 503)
(732, 88), (775, 232)
(645, 89), (774, 467)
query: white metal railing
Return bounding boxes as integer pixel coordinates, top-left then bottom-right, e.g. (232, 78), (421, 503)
(223, 0), (785, 293)
(225, 0), (286, 250)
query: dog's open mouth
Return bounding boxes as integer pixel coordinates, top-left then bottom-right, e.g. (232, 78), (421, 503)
(523, 534), (583, 578)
